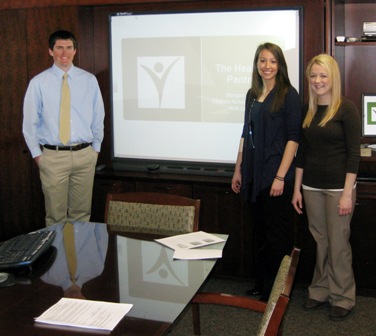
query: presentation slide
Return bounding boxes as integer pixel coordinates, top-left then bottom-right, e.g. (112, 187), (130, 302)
(109, 9), (301, 171)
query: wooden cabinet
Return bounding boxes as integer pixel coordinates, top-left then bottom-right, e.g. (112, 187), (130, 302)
(135, 181), (192, 197)
(351, 182), (376, 295)
(93, 169), (376, 292)
(326, 0), (376, 294)
(327, 0), (376, 139)
(193, 184), (252, 278)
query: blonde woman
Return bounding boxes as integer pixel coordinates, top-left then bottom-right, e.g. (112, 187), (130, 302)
(292, 54), (360, 320)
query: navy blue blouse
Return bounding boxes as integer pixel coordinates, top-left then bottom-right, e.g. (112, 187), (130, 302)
(240, 86), (301, 202)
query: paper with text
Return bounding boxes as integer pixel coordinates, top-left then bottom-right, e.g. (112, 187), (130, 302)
(35, 298), (133, 331)
(173, 248), (223, 260)
(155, 231), (225, 251)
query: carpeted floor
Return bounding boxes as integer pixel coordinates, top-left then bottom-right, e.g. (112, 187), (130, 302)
(168, 276), (376, 336)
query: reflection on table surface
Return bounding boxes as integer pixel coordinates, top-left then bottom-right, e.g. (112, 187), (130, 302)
(117, 233), (227, 323)
(40, 221), (108, 298)
(0, 222), (227, 335)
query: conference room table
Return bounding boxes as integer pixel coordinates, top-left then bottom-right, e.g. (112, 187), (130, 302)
(0, 223), (227, 335)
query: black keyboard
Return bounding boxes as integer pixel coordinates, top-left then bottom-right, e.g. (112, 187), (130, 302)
(0, 231), (56, 270)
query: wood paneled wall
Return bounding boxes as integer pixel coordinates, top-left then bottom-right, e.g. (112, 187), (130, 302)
(0, 6), (80, 240)
(0, 0), (325, 240)
(0, 9), (29, 239)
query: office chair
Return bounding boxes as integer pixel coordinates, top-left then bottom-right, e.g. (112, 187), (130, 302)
(191, 247), (301, 336)
(104, 192), (200, 240)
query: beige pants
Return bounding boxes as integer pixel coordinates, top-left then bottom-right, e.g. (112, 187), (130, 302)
(39, 146), (98, 226)
(303, 188), (356, 310)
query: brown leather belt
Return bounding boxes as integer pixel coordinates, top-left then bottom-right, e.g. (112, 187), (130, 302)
(43, 143), (91, 151)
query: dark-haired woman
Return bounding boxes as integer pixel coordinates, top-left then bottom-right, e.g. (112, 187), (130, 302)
(232, 42), (301, 300)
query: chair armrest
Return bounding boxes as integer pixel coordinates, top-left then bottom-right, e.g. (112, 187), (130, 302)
(192, 292), (267, 313)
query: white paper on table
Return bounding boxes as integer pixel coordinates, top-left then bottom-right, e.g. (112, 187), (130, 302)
(155, 231), (225, 251)
(35, 298), (133, 331)
(173, 248), (223, 260)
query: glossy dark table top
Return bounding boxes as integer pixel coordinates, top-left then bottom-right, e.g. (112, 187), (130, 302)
(0, 223), (227, 335)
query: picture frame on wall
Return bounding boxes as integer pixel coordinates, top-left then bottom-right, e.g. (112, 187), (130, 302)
(362, 94), (376, 136)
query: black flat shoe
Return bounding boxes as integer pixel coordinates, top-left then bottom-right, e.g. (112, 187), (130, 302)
(329, 306), (351, 321)
(303, 298), (326, 311)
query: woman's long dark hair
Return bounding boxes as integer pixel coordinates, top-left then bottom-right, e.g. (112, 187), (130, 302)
(250, 42), (291, 112)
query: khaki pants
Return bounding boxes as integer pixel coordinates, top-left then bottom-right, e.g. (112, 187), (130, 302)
(39, 146), (98, 227)
(303, 188), (356, 310)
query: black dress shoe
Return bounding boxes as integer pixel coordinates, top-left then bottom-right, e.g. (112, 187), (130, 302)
(329, 306), (351, 321)
(246, 287), (261, 296)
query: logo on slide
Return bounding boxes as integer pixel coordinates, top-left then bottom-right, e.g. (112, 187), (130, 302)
(137, 56), (185, 109)
(367, 102), (376, 125)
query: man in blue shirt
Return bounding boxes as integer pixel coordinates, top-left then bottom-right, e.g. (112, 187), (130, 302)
(23, 30), (105, 226)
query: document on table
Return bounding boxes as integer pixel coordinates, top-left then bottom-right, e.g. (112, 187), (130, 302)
(173, 248), (223, 260)
(155, 231), (225, 260)
(155, 231), (225, 250)
(35, 298), (133, 331)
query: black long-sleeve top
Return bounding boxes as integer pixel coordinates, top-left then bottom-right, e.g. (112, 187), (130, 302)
(295, 97), (361, 189)
(240, 86), (301, 201)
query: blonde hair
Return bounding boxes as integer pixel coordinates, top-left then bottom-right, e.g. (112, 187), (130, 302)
(303, 54), (342, 128)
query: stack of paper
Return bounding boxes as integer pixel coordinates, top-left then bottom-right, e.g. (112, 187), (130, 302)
(155, 231), (225, 260)
(35, 298), (133, 332)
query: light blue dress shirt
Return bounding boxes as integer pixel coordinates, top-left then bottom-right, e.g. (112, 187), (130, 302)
(23, 64), (105, 158)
